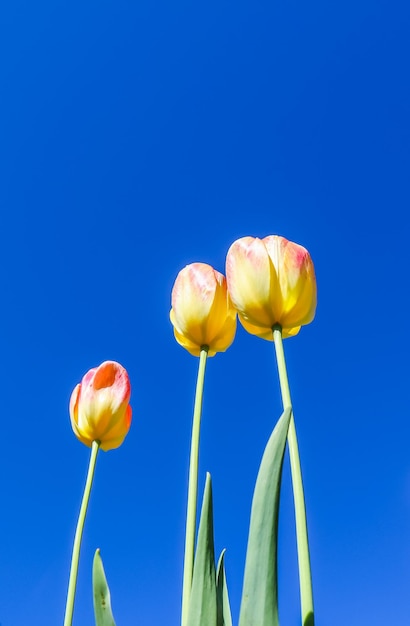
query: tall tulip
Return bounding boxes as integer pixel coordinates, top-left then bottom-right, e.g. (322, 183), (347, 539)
(70, 360), (132, 451)
(170, 263), (236, 626)
(227, 235), (316, 624)
(170, 262), (237, 356)
(226, 235), (316, 339)
(64, 360), (132, 626)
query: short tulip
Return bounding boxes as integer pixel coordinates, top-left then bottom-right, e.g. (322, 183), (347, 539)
(170, 262), (237, 356)
(70, 361), (132, 451)
(226, 235), (316, 339)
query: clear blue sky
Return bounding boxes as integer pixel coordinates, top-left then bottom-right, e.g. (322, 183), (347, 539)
(1, 0), (409, 624)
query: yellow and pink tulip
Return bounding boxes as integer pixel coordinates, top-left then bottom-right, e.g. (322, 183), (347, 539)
(70, 360), (132, 451)
(226, 235), (316, 340)
(170, 262), (237, 356)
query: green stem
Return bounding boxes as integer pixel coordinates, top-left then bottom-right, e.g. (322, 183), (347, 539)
(64, 440), (100, 626)
(272, 326), (314, 626)
(181, 346), (208, 626)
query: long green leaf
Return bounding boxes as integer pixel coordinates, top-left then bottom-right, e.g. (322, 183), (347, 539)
(187, 472), (217, 626)
(93, 549), (117, 626)
(239, 407), (291, 626)
(216, 550), (232, 626)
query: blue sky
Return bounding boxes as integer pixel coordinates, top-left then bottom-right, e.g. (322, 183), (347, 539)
(1, 0), (409, 624)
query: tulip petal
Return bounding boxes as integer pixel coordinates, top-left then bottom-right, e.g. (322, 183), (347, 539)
(93, 362), (117, 390)
(226, 237), (279, 328)
(207, 309), (237, 354)
(275, 239), (317, 328)
(172, 324), (203, 357)
(238, 315), (275, 341)
(99, 405), (132, 451)
(171, 264), (218, 346)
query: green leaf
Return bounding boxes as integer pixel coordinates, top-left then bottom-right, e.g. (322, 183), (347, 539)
(216, 550), (232, 626)
(239, 407), (292, 626)
(93, 549), (117, 626)
(187, 472), (218, 626)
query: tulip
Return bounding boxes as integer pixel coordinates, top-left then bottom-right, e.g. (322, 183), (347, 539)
(170, 262), (237, 356)
(226, 235), (316, 339)
(70, 360), (132, 451)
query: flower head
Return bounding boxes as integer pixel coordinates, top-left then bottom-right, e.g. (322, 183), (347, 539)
(170, 262), (237, 356)
(226, 235), (316, 340)
(70, 361), (132, 451)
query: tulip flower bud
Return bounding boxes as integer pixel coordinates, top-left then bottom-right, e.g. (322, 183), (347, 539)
(226, 235), (316, 340)
(70, 361), (132, 451)
(170, 262), (237, 356)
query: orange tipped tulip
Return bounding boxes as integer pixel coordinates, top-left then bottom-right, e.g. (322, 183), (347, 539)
(170, 262), (237, 356)
(70, 361), (132, 451)
(226, 235), (316, 340)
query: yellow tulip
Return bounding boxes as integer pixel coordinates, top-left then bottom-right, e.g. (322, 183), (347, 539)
(70, 360), (132, 451)
(225, 235), (316, 340)
(170, 262), (237, 356)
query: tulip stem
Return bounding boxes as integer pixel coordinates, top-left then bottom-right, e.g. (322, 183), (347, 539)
(273, 326), (314, 626)
(181, 346), (208, 626)
(64, 440), (100, 626)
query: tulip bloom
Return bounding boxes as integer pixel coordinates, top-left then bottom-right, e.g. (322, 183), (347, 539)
(70, 361), (132, 451)
(226, 235), (316, 340)
(170, 262), (237, 356)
